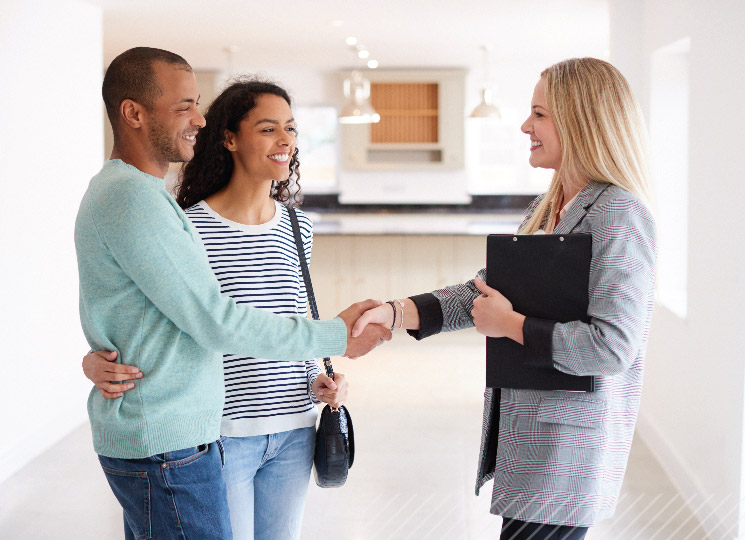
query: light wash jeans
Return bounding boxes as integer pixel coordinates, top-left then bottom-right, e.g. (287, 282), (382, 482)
(223, 427), (315, 540)
(98, 440), (232, 540)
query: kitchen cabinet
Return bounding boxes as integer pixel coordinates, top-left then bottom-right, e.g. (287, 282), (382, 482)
(340, 69), (466, 171)
(310, 235), (485, 317)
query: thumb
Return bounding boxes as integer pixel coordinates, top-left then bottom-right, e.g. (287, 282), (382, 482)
(318, 373), (337, 391)
(473, 276), (495, 296)
(351, 312), (370, 338)
(106, 351), (118, 362)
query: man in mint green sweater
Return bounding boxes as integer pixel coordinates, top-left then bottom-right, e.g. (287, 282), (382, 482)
(75, 47), (389, 540)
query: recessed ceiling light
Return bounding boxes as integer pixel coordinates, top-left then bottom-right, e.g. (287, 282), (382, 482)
(357, 49), (369, 59)
(346, 36), (358, 46)
(330, 19), (344, 27)
(367, 59), (379, 69)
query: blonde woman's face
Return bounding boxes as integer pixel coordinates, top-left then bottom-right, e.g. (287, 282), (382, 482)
(521, 78), (562, 170)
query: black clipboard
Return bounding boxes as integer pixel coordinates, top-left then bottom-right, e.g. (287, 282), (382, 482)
(485, 233), (595, 392)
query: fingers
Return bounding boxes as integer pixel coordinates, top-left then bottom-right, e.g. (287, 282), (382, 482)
(97, 381), (135, 399)
(344, 323), (392, 358)
(98, 362), (142, 377)
(352, 304), (394, 337)
(101, 381), (135, 393)
(351, 311), (373, 338)
(339, 299), (383, 323)
(83, 350), (141, 382)
(377, 325), (393, 342)
(101, 370), (143, 383)
(355, 299), (383, 313)
(473, 276), (494, 296)
(318, 373), (348, 408)
(314, 373), (337, 396)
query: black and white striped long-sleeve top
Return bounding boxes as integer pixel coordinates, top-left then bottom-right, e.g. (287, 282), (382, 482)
(185, 200), (321, 437)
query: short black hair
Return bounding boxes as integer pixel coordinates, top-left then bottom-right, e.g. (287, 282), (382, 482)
(102, 47), (192, 134)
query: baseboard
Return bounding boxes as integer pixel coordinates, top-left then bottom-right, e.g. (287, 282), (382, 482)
(636, 414), (740, 540)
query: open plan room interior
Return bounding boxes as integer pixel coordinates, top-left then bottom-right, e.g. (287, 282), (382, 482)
(2, 0), (745, 538)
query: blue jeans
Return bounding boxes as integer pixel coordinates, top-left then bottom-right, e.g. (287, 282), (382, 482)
(223, 427), (315, 540)
(98, 440), (232, 540)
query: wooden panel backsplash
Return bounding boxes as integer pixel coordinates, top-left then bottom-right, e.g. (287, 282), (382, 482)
(370, 82), (438, 143)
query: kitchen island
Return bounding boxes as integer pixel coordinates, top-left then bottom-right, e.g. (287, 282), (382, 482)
(304, 208), (525, 319)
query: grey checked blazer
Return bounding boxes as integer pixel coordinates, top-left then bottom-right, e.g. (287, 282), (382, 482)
(409, 181), (656, 527)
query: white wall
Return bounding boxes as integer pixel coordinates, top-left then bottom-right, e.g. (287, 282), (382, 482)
(0, 0), (103, 484)
(610, 1), (745, 538)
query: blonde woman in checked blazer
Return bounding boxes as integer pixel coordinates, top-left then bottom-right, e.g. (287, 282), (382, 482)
(353, 58), (657, 540)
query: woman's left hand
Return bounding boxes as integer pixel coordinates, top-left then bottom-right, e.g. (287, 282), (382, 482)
(472, 277), (526, 344)
(312, 372), (349, 409)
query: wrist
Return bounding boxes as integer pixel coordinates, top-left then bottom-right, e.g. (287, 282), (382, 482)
(509, 312), (526, 345)
(385, 299), (405, 330)
(385, 300), (397, 330)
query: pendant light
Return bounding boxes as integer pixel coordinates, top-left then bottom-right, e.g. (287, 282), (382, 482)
(339, 40), (380, 124)
(470, 45), (501, 118)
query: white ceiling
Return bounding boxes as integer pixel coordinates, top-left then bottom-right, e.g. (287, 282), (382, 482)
(87, 0), (609, 75)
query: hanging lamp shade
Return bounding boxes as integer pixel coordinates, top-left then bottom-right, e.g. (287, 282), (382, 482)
(339, 70), (380, 124)
(470, 88), (501, 118)
(470, 45), (501, 119)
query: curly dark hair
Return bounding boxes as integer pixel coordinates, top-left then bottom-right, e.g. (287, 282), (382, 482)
(176, 77), (301, 209)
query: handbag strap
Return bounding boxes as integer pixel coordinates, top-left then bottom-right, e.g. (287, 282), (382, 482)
(287, 205), (335, 380)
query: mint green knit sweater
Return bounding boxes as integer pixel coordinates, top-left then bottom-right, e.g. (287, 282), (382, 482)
(75, 160), (346, 458)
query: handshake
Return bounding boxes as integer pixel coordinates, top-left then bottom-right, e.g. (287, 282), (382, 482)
(336, 299), (396, 359)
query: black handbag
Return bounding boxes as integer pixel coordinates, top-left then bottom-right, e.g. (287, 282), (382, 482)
(287, 206), (355, 488)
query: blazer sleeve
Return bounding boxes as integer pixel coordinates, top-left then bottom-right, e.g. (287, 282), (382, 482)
(405, 268), (486, 340)
(406, 195), (545, 342)
(524, 196), (657, 376)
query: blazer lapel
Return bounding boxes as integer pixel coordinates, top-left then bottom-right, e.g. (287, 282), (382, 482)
(553, 180), (608, 234)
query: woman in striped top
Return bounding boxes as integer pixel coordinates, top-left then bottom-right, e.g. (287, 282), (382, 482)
(83, 78), (347, 540)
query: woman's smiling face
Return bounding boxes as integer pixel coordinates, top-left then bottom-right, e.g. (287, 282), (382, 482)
(225, 93), (297, 181)
(521, 77), (562, 171)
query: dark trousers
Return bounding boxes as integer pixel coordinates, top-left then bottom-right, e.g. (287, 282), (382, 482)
(499, 518), (589, 540)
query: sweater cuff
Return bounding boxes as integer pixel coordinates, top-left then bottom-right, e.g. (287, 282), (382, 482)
(406, 293), (443, 341)
(308, 371), (321, 404)
(322, 318), (349, 357)
(523, 317), (556, 369)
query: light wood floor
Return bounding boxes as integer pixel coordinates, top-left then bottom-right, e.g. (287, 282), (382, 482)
(0, 331), (712, 539)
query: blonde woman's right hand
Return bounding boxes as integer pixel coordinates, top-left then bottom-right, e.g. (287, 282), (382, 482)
(352, 303), (394, 337)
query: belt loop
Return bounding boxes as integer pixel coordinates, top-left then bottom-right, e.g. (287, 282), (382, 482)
(216, 437), (226, 468)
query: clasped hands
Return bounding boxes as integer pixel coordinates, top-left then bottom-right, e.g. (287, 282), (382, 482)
(349, 278), (525, 344)
(82, 286), (524, 402)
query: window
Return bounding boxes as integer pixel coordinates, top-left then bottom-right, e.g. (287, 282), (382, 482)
(650, 37), (690, 317)
(465, 107), (552, 195)
(294, 106), (338, 193)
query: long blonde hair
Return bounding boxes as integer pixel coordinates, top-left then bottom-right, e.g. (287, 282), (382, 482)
(520, 58), (653, 234)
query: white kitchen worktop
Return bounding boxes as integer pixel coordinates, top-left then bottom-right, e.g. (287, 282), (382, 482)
(305, 212), (524, 236)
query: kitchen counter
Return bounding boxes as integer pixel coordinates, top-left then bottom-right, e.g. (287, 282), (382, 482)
(305, 211), (524, 236)
(298, 193), (531, 235)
